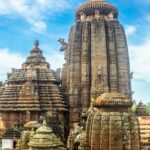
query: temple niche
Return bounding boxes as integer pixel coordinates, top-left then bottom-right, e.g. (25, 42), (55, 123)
(0, 40), (68, 142)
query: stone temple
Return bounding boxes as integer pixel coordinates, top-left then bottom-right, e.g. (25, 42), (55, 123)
(0, 40), (67, 139)
(63, 0), (132, 126)
(0, 0), (145, 149)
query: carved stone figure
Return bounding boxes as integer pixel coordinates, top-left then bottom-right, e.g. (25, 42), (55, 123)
(80, 12), (86, 21)
(108, 11), (114, 20)
(58, 38), (68, 60)
(58, 38), (68, 52)
(95, 10), (100, 19)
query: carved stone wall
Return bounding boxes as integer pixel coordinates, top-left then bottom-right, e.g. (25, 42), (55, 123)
(65, 19), (132, 126)
(86, 93), (140, 150)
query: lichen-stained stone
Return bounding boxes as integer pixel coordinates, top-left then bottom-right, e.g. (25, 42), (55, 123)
(28, 120), (67, 150)
(85, 93), (140, 150)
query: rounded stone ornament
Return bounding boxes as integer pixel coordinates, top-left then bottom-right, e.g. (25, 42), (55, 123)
(86, 93), (140, 150)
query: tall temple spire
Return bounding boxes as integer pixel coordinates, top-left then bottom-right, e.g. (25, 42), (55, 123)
(65, 0), (132, 127)
(63, 0), (140, 149)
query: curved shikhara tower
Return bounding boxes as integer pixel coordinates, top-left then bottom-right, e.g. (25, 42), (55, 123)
(64, 0), (132, 125)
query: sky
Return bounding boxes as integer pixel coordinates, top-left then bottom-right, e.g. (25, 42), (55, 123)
(0, 0), (149, 103)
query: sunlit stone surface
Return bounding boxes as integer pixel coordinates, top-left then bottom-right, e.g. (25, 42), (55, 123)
(0, 40), (67, 140)
(63, 0), (132, 126)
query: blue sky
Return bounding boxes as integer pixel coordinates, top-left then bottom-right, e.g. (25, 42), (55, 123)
(0, 0), (149, 103)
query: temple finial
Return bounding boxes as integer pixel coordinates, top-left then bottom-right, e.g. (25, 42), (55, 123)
(34, 40), (39, 48)
(43, 119), (47, 126)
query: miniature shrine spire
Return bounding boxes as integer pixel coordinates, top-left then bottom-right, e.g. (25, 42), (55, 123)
(34, 40), (39, 48)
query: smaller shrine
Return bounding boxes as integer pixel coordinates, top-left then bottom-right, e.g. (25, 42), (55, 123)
(28, 120), (67, 150)
(135, 101), (150, 150)
(135, 101), (148, 116)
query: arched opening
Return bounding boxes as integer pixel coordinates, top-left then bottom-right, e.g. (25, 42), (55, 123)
(74, 142), (80, 150)
(13, 140), (17, 149)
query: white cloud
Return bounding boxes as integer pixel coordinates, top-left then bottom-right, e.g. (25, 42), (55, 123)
(40, 44), (65, 70)
(0, 0), (70, 33)
(132, 79), (150, 103)
(46, 51), (65, 70)
(125, 25), (137, 37)
(30, 20), (47, 33)
(0, 48), (25, 81)
(129, 36), (150, 82)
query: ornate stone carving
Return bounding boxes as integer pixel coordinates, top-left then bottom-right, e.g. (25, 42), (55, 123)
(108, 11), (115, 20)
(80, 12), (86, 21)
(58, 38), (68, 52)
(95, 10), (100, 20)
(86, 93), (140, 150)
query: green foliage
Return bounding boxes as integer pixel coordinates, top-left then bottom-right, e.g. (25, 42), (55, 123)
(145, 103), (150, 114)
(131, 104), (137, 113)
(131, 99), (137, 113)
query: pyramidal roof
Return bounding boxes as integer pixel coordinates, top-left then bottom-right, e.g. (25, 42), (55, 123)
(0, 41), (67, 112)
(22, 40), (50, 69)
(28, 120), (66, 149)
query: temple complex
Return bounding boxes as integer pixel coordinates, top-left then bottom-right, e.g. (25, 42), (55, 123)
(0, 0), (145, 149)
(0, 40), (68, 141)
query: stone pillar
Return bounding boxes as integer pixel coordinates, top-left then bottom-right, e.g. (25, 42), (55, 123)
(91, 21), (98, 97)
(114, 22), (132, 98)
(91, 20), (109, 98)
(107, 23), (118, 92)
(81, 22), (91, 112)
(69, 22), (82, 126)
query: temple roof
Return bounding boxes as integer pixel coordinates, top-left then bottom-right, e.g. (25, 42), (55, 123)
(28, 120), (66, 149)
(76, 0), (118, 19)
(136, 101), (148, 116)
(22, 40), (50, 69)
(0, 41), (67, 112)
